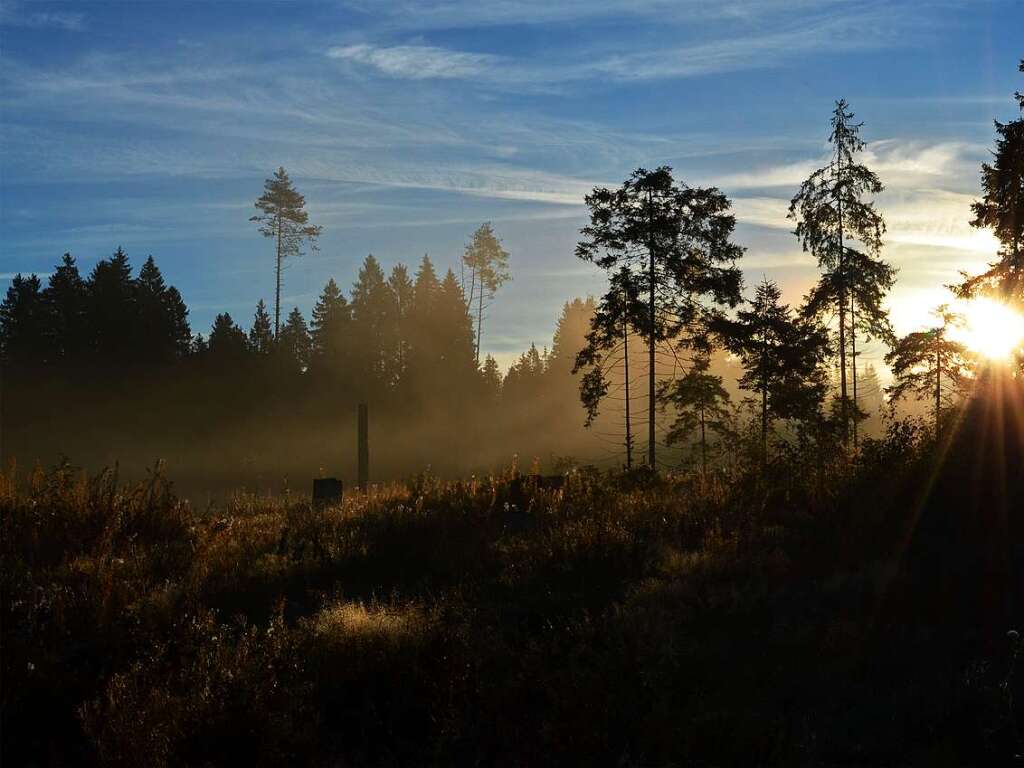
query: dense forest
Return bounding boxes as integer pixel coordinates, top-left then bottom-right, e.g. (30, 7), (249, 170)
(1, 58), (1023, 767)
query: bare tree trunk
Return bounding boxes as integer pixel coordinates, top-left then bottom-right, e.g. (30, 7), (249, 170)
(935, 348), (941, 439)
(851, 294), (858, 448)
(274, 215), (282, 340)
(836, 146), (848, 445)
(700, 402), (707, 477)
(761, 385), (768, 470)
(475, 278), (484, 365)
(624, 319), (632, 469)
(647, 190), (656, 469)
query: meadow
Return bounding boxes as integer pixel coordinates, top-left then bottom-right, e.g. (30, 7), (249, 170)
(3, 394), (1021, 767)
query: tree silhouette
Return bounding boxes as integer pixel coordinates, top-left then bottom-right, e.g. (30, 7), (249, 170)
(574, 268), (644, 465)
(885, 304), (974, 437)
(388, 264), (414, 382)
(790, 101), (894, 446)
(87, 247), (137, 363)
(249, 299), (274, 356)
(462, 223), (511, 365)
(279, 307), (311, 373)
(436, 269), (477, 386)
(207, 312), (249, 362)
(661, 353), (731, 476)
(136, 256), (190, 363)
(0, 274), (46, 364)
(577, 167), (744, 467)
(954, 59), (1024, 308)
(251, 167), (321, 339)
(407, 256), (442, 388)
(350, 255), (393, 388)
(480, 354), (502, 400)
(720, 279), (829, 465)
(43, 254), (86, 362)
(309, 278), (350, 379)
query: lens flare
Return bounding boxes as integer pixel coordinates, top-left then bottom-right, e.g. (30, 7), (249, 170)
(950, 297), (1024, 361)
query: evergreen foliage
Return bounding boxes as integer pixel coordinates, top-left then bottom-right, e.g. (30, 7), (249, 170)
(576, 167), (744, 466)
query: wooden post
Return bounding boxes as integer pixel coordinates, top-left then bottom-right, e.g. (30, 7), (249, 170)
(357, 403), (368, 491)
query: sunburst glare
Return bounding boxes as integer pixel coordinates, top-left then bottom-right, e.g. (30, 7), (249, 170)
(950, 297), (1024, 361)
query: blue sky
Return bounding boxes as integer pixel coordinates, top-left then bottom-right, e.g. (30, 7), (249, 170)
(1, 0), (1021, 369)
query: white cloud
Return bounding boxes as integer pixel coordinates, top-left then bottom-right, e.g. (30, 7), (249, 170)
(0, 2), (83, 30)
(327, 44), (500, 79)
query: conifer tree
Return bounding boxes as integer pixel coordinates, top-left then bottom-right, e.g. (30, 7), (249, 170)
(350, 255), (393, 386)
(388, 264), (414, 381)
(0, 274), (46, 364)
(954, 60), (1024, 307)
(574, 268), (644, 465)
(86, 247), (137, 362)
(885, 304), (974, 437)
(279, 307), (311, 372)
(462, 223), (511, 364)
(249, 299), (274, 355)
(720, 279), (829, 465)
(577, 167), (744, 467)
(43, 253), (86, 361)
(309, 278), (350, 375)
(437, 268), (477, 374)
(251, 167), (321, 338)
(135, 256), (190, 362)
(790, 101), (895, 446)
(480, 354), (502, 399)
(504, 343), (547, 404)
(661, 354), (732, 476)
(207, 312), (249, 362)
(407, 256), (441, 385)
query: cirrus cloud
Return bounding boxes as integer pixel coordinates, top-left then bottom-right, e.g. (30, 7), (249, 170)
(327, 43), (500, 79)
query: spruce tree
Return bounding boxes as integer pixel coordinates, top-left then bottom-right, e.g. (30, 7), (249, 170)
(86, 247), (137, 363)
(249, 299), (274, 355)
(885, 304), (974, 437)
(309, 278), (351, 376)
(279, 307), (311, 372)
(43, 253), (86, 361)
(207, 313), (249, 362)
(789, 101), (895, 446)
(135, 256), (191, 362)
(407, 256), (441, 386)
(0, 274), (46, 364)
(251, 167), (321, 338)
(437, 268), (477, 377)
(577, 167), (744, 467)
(349, 255), (393, 386)
(388, 263), (414, 382)
(954, 59), (1024, 306)
(661, 353), (732, 476)
(480, 354), (502, 399)
(720, 279), (829, 465)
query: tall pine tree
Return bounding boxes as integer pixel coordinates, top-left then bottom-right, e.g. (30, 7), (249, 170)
(577, 167), (744, 467)
(251, 167), (321, 338)
(954, 59), (1024, 307)
(789, 101), (895, 446)
(462, 223), (511, 364)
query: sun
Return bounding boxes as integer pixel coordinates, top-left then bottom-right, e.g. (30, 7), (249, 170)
(950, 297), (1024, 361)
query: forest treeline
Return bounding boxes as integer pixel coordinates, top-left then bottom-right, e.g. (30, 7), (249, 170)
(2, 62), (1022, 490)
(0, 239), (605, 490)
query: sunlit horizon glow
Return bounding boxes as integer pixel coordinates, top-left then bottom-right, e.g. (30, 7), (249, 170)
(950, 297), (1024, 361)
